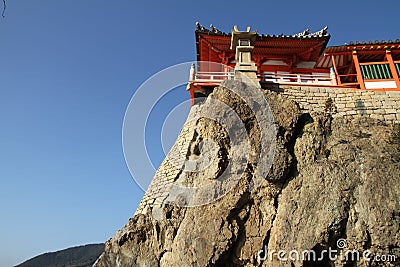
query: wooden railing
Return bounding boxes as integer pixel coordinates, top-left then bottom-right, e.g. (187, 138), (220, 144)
(336, 61), (400, 89)
(189, 71), (234, 82)
(360, 62), (392, 80)
(190, 70), (336, 85)
(395, 61), (400, 76)
(189, 63), (400, 89)
(260, 72), (334, 85)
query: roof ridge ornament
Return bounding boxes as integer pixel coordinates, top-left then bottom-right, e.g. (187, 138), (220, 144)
(195, 23), (330, 40)
(292, 29), (310, 37)
(292, 26), (329, 38)
(309, 26), (329, 37)
(195, 22), (206, 32)
(210, 24), (224, 34)
(195, 22), (227, 35)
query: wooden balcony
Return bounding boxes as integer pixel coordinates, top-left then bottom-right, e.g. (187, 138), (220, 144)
(189, 70), (337, 86)
(260, 72), (335, 85)
(189, 63), (400, 91)
(335, 61), (400, 90)
(189, 71), (234, 83)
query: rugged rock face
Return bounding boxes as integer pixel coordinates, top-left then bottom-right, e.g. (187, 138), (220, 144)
(94, 82), (400, 267)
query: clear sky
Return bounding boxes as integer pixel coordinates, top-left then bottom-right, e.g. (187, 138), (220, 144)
(0, 1), (399, 266)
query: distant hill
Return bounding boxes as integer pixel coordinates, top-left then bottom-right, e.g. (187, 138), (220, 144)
(15, 243), (104, 267)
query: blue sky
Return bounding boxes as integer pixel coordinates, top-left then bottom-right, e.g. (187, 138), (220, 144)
(0, 1), (399, 266)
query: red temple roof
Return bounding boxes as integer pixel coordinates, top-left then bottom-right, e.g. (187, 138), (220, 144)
(195, 23), (331, 66)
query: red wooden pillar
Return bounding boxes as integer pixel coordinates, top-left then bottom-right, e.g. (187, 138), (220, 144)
(386, 50), (400, 89)
(188, 64), (196, 106)
(331, 55), (341, 85)
(189, 86), (195, 106)
(255, 57), (261, 80)
(352, 51), (366, 90)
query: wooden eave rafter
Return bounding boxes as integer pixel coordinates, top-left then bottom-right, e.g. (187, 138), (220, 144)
(324, 44), (400, 56)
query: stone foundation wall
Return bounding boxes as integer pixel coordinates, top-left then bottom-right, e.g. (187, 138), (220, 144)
(267, 85), (400, 124)
(135, 111), (198, 215)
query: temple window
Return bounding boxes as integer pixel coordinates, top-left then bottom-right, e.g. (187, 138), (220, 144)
(360, 63), (393, 80)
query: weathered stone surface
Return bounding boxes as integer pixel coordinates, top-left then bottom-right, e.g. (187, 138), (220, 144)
(268, 85), (400, 124)
(94, 83), (400, 267)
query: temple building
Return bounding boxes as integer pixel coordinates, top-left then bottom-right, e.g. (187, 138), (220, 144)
(188, 23), (400, 105)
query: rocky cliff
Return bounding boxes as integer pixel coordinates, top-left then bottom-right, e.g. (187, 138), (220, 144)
(94, 81), (400, 267)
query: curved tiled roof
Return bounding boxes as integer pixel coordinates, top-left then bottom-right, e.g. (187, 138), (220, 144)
(195, 22), (330, 39)
(195, 23), (330, 64)
(346, 39), (400, 45)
